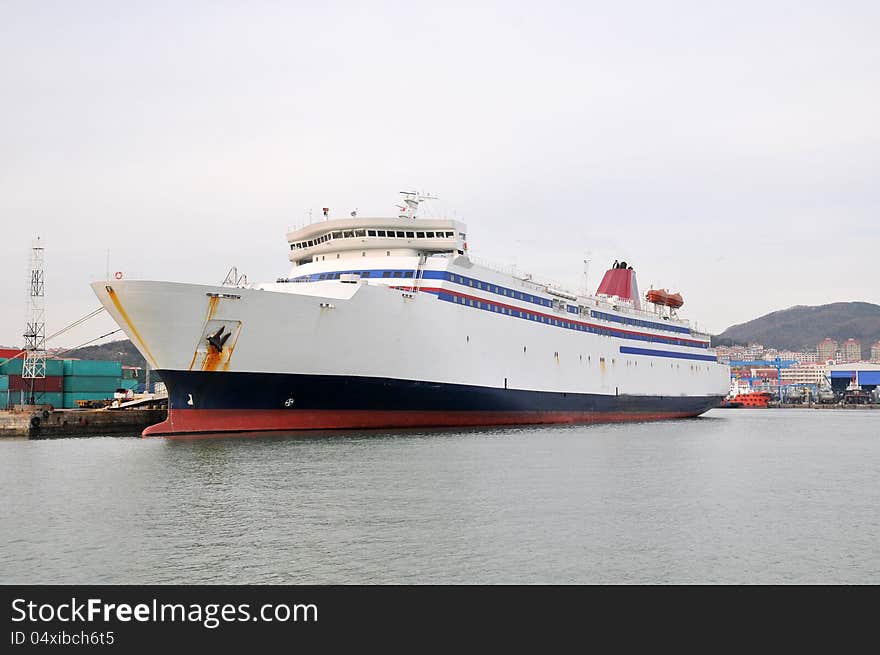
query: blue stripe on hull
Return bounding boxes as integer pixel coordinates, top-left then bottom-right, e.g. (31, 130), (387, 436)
(619, 346), (718, 362)
(157, 370), (723, 415)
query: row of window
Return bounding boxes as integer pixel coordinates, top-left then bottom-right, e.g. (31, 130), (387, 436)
(590, 310), (691, 335)
(313, 270), (416, 281)
(278, 269), (420, 283)
(290, 230), (456, 250)
(446, 274), (556, 308)
(437, 291), (708, 349)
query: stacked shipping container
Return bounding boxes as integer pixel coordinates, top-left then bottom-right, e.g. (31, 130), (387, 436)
(62, 359), (125, 408)
(0, 357), (138, 409)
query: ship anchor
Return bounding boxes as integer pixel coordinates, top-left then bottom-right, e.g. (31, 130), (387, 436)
(206, 325), (231, 352)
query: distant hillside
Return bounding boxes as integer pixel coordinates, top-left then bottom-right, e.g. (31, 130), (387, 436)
(63, 339), (147, 369)
(715, 302), (880, 355)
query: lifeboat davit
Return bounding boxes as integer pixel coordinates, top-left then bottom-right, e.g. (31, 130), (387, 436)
(645, 288), (684, 308)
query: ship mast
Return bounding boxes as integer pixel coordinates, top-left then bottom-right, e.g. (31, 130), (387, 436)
(396, 191), (437, 219)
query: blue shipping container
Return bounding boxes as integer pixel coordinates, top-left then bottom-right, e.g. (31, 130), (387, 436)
(31, 392), (63, 407)
(63, 376), (123, 392)
(0, 359), (64, 376)
(62, 360), (122, 377)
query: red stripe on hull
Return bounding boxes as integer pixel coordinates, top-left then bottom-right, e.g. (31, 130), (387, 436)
(142, 409), (702, 438)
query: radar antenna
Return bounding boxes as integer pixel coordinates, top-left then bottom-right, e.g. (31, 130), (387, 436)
(396, 191), (437, 219)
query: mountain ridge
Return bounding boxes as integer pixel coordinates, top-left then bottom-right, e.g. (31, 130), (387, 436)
(713, 302), (880, 356)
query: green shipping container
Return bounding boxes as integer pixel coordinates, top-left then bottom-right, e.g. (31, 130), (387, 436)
(0, 359), (18, 375)
(31, 392), (63, 407)
(0, 375), (7, 391)
(63, 392), (115, 408)
(63, 376), (123, 392)
(62, 360), (122, 377)
(0, 359), (64, 376)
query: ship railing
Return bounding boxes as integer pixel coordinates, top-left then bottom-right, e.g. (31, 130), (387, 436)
(466, 253), (579, 295)
(467, 252), (696, 333)
(275, 276), (315, 284)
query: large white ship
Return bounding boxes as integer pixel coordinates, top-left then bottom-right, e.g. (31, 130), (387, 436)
(92, 192), (729, 437)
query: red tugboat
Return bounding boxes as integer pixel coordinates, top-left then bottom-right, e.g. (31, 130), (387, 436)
(719, 380), (772, 408)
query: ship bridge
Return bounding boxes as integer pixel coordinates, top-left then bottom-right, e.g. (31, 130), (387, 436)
(287, 217), (467, 266)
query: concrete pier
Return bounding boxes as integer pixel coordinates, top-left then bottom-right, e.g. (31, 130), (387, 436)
(0, 406), (166, 438)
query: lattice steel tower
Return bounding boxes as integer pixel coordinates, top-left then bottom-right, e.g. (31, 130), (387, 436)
(22, 237), (47, 404)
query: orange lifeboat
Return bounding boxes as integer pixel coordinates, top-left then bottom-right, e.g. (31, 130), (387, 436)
(645, 288), (684, 308)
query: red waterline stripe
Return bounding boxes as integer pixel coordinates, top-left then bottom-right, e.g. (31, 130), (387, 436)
(415, 286), (707, 348)
(143, 409), (701, 438)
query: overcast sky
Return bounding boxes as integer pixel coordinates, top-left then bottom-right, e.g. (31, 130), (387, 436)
(1, 0), (878, 347)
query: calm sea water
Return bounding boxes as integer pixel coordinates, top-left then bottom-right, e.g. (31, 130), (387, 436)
(1, 409), (878, 584)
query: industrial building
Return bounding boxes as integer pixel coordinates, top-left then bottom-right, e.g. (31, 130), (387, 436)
(828, 362), (880, 393)
(780, 363), (829, 386)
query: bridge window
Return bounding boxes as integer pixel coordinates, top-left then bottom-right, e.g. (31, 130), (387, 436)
(395, 231), (405, 237)
(393, 271), (402, 278)
(377, 230), (386, 237)
(406, 231), (415, 238)
(382, 272), (391, 278)
(426, 232), (435, 238)
(332, 231), (342, 239)
(416, 232), (425, 238)
(367, 230), (377, 236)
(355, 229), (366, 237)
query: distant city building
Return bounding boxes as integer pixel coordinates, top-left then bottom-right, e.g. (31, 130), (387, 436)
(717, 344), (822, 366)
(777, 350), (820, 363)
(842, 338), (861, 363)
(871, 341), (880, 361)
(781, 363), (829, 386)
(817, 338), (837, 362)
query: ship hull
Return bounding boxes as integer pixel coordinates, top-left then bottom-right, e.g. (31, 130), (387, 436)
(91, 275), (729, 438)
(144, 369), (722, 436)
